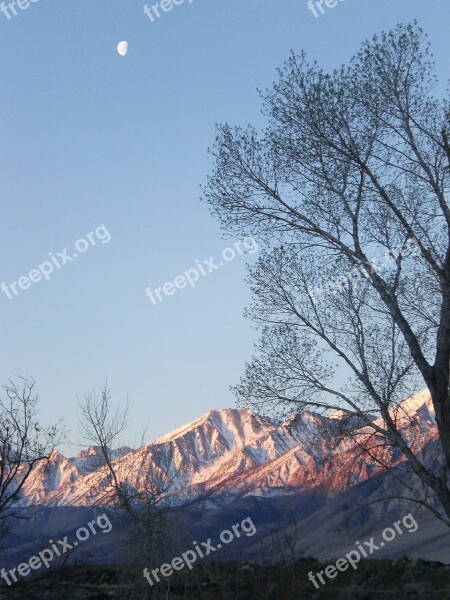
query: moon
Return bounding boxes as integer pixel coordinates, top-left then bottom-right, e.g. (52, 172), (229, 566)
(117, 41), (128, 57)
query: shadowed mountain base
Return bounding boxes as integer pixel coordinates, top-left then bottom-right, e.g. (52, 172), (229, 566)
(1, 559), (450, 600)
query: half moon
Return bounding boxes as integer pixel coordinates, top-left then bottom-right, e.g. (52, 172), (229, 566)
(117, 41), (128, 57)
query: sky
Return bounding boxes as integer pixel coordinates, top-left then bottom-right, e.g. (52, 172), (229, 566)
(1, 0), (449, 454)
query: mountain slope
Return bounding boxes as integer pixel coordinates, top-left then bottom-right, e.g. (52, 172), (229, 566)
(17, 390), (439, 511)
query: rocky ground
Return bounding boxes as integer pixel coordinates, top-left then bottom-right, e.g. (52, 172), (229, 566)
(0, 558), (449, 599)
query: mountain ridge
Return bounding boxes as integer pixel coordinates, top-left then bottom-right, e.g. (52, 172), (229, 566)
(16, 390), (438, 511)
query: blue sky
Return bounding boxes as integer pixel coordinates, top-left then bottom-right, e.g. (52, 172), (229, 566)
(1, 0), (449, 454)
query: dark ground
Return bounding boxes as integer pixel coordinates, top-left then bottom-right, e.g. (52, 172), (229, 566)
(0, 558), (449, 599)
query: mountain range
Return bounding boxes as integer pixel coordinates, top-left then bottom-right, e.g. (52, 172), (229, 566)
(6, 389), (449, 568)
(17, 389), (438, 509)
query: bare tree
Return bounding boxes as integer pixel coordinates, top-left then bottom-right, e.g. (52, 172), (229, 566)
(78, 384), (181, 596)
(0, 376), (62, 540)
(203, 22), (450, 523)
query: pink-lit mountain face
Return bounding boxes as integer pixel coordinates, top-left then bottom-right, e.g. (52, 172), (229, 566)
(16, 391), (438, 509)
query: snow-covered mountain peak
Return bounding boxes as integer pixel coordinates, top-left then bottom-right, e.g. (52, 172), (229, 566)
(397, 389), (434, 418)
(153, 407), (276, 447)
